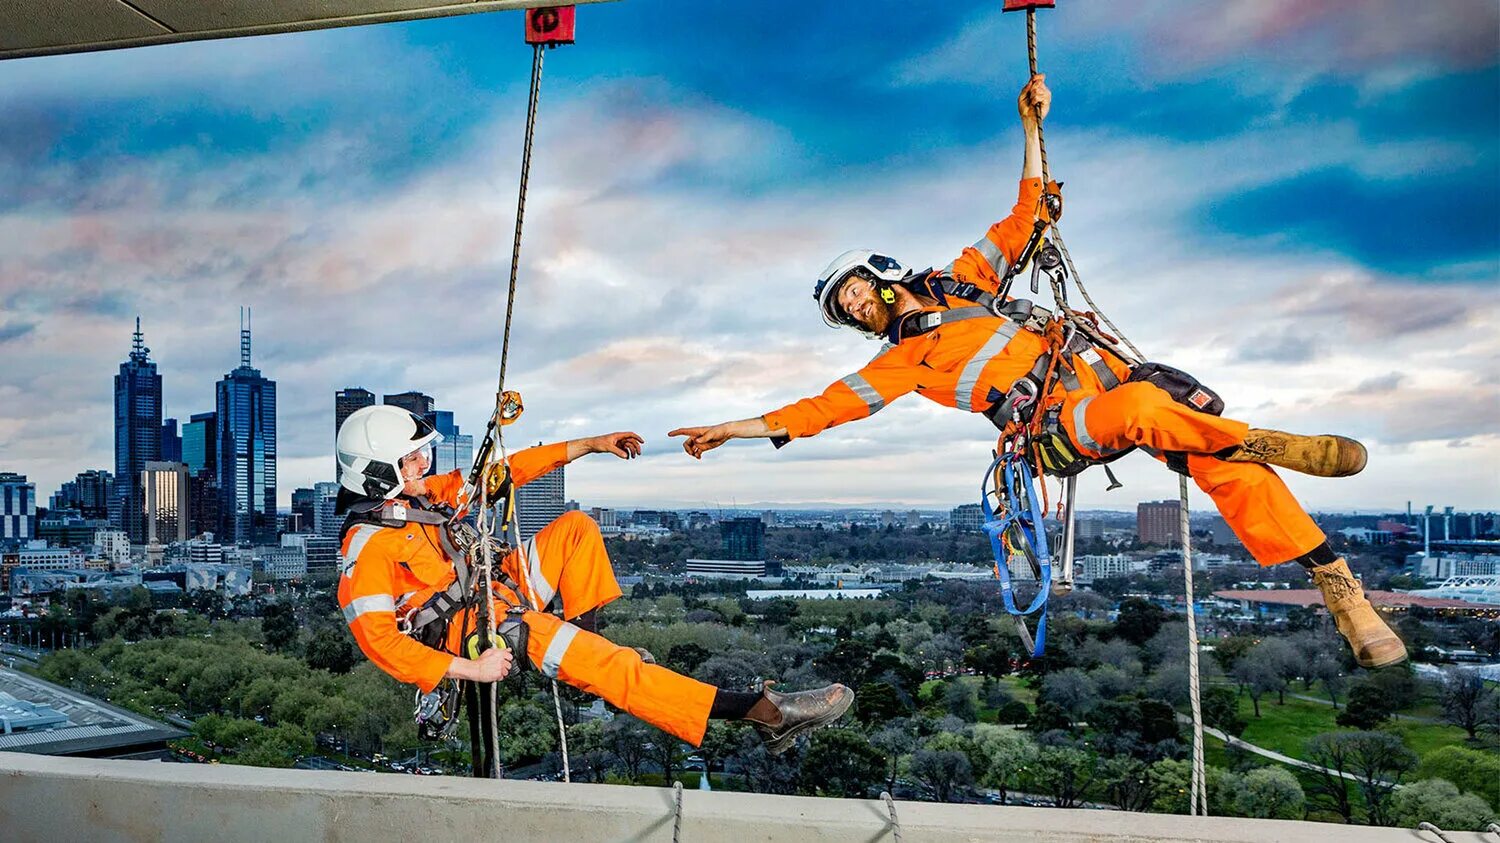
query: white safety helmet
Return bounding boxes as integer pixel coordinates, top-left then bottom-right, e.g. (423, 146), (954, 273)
(336, 405), (442, 500)
(812, 249), (911, 340)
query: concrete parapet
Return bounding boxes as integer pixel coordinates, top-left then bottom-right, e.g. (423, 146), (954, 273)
(0, 752), (1482, 842)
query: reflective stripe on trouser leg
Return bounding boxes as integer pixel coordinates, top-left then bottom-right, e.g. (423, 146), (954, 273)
(522, 610), (717, 746)
(1179, 454), (1326, 568)
(504, 510), (622, 620)
(1066, 381), (1248, 455)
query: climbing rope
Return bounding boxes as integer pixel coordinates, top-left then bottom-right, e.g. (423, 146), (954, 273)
(880, 791), (903, 843)
(552, 678), (571, 782)
(1417, 822), (1458, 843)
(1015, 1), (1208, 813)
(671, 780), (685, 843)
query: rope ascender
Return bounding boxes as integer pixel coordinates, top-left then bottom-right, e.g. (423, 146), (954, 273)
(988, 0), (1209, 815)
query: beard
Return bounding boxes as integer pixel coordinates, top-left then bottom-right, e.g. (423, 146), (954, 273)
(850, 287), (898, 334)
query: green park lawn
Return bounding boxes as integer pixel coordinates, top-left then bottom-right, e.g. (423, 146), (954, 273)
(1223, 687), (1478, 762)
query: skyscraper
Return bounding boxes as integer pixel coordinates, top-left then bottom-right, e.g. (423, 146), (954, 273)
(160, 418), (182, 463)
(383, 391), (435, 417)
(427, 409), (474, 476)
(142, 461), (190, 546)
(313, 481), (342, 539)
(216, 309), (277, 545)
(334, 388), (375, 476)
(1, 472), (37, 543)
(516, 445), (564, 541)
(721, 517), (765, 561)
(290, 487), (316, 533)
(114, 318), (162, 543)
(182, 412), (219, 538)
(1137, 500), (1182, 546)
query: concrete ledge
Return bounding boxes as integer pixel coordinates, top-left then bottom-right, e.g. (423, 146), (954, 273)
(0, 752), (1481, 842)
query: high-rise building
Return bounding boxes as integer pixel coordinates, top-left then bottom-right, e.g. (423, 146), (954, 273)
(290, 488), (316, 532)
(182, 412), (217, 476)
(114, 318), (163, 543)
(721, 517), (765, 561)
(313, 481), (342, 539)
(282, 533), (339, 574)
(950, 503), (984, 533)
(142, 461), (190, 546)
(383, 391), (434, 417)
(516, 448), (564, 541)
(426, 409), (475, 476)
(160, 418), (182, 463)
(334, 388), (376, 475)
(215, 309), (277, 545)
(76, 470), (113, 520)
(1137, 500), (1182, 546)
(1, 472), (37, 543)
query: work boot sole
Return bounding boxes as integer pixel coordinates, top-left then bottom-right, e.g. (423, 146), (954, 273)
(1356, 637), (1408, 669)
(759, 686), (854, 756)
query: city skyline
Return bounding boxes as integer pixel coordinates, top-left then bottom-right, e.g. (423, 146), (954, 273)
(1, 2), (1494, 513)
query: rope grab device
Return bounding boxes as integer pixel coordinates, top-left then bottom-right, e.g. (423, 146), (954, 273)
(984, 0), (1209, 815)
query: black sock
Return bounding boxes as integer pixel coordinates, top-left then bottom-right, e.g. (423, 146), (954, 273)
(1291, 542), (1338, 570)
(572, 609), (599, 634)
(709, 689), (762, 720)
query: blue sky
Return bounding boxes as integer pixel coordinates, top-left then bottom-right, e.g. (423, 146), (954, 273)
(1, 0), (1496, 513)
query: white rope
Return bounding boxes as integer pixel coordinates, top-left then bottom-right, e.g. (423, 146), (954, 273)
(1179, 477), (1208, 815)
(552, 678), (571, 783)
(880, 791), (903, 843)
(1020, 8), (1206, 811)
(1417, 821), (1457, 843)
(671, 780), (685, 843)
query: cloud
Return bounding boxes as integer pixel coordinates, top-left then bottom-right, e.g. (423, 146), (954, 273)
(0, 320), (36, 344)
(1232, 327), (1319, 364)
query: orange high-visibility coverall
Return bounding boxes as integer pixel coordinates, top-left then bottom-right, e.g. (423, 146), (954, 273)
(337, 443), (717, 744)
(762, 178), (1325, 566)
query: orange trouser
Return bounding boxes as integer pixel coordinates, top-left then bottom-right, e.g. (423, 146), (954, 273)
(1063, 380), (1326, 566)
(445, 511), (717, 745)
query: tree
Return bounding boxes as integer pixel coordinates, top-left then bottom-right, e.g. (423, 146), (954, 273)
(496, 698), (557, 766)
(649, 734), (685, 783)
(870, 722), (917, 794)
(1341, 731), (1418, 826)
(1388, 779), (1497, 831)
(1439, 670), (1497, 739)
(1233, 648), (1280, 718)
(855, 681), (909, 724)
(1098, 756), (1158, 812)
(963, 643), (1012, 678)
(604, 715), (652, 783)
(799, 728), (884, 798)
(1037, 668), (1098, 726)
(1030, 745), (1096, 809)
(1212, 635), (1258, 674)
(304, 630), (358, 674)
(665, 643), (712, 672)
(696, 721), (741, 783)
(566, 720), (612, 783)
(1202, 686), (1247, 737)
(261, 602), (299, 653)
(1113, 598), (1166, 646)
(909, 746), (973, 803)
(1231, 767), (1305, 820)
(1303, 732), (1357, 823)
(971, 724), (1036, 806)
(1336, 683), (1395, 729)
(941, 679), (978, 722)
(1255, 638), (1301, 705)
(1418, 746), (1500, 808)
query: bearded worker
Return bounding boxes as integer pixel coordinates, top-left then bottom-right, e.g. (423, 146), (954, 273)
(670, 75), (1404, 669)
(335, 404), (852, 753)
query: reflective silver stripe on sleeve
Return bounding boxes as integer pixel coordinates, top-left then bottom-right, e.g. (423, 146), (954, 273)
(524, 538), (556, 610)
(971, 235), (1006, 272)
(341, 593), (396, 623)
(954, 322), (1020, 412)
(1071, 396), (1121, 456)
(340, 525), (381, 574)
(541, 622), (581, 678)
(839, 373), (885, 414)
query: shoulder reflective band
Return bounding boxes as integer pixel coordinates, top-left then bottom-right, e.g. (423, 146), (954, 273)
(341, 524), (382, 575)
(839, 372), (886, 414)
(525, 6), (575, 45)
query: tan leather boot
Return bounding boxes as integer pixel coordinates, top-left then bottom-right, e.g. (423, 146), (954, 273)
(1221, 429), (1367, 477)
(1310, 558), (1407, 668)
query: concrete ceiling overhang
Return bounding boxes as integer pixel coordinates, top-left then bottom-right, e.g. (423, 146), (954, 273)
(0, 1), (614, 61)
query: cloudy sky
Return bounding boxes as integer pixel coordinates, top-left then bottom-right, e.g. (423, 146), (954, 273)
(1, 0), (1496, 515)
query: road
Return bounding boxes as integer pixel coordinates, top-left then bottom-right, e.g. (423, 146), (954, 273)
(1178, 714), (1397, 787)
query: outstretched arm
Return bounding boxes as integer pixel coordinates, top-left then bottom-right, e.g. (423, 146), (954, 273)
(669, 417), (784, 459)
(1019, 73), (1049, 181)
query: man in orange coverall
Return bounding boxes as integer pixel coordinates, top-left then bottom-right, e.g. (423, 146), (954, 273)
(334, 404), (851, 752)
(670, 75), (1404, 669)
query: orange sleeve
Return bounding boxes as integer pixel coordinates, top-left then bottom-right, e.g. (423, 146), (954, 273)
(508, 442), (569, 488)
(948, 178), (1053, 293)
(762, 341), (926, 442)
(423, 470), (465, 507)
(340, 529), (453, 693)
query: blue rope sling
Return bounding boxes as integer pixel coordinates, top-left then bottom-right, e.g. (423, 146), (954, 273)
(979, 451), (1052, 658)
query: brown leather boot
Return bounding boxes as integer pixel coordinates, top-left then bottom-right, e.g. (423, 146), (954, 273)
(745, 682), (854, 755)
(1221, 429), (1367, 477)
(1310, 558), (1407, 668)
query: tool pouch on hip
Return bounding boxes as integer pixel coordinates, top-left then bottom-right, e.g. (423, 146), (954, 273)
(1126, 362), (1224, 416)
